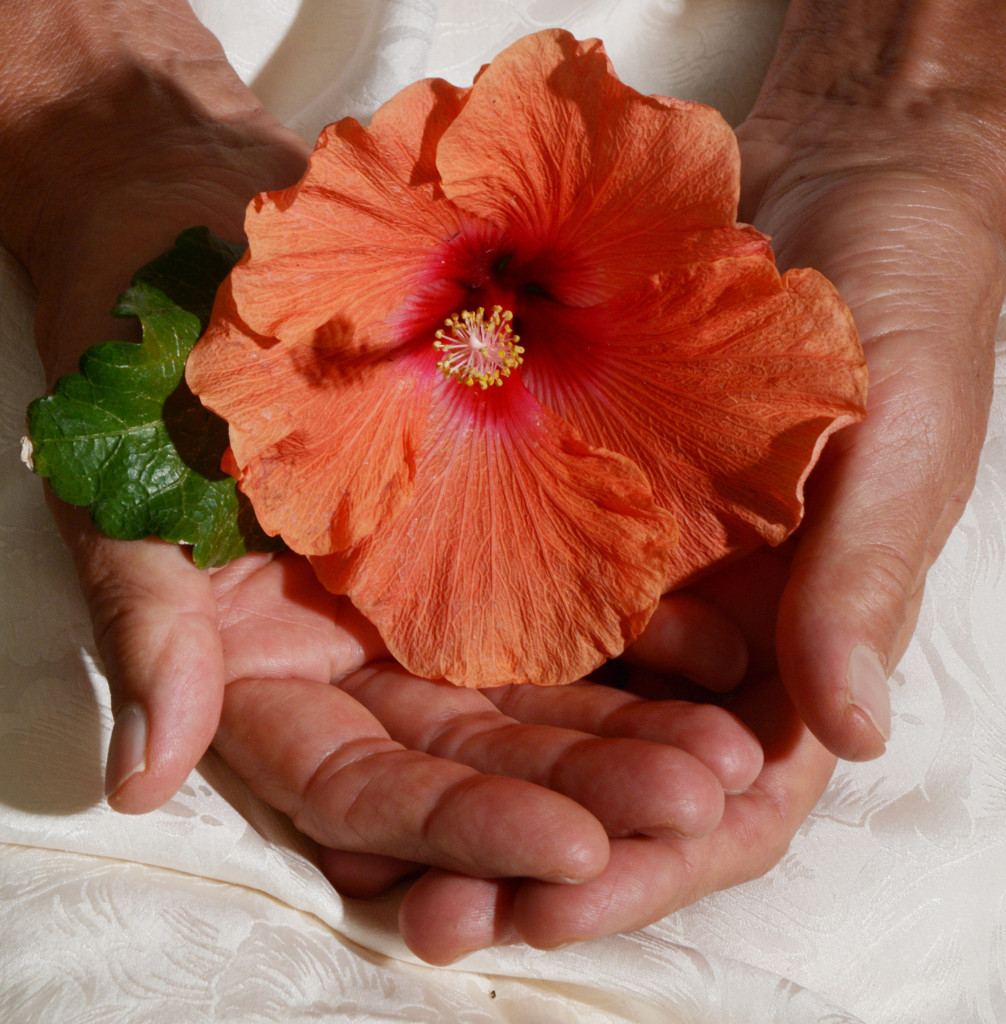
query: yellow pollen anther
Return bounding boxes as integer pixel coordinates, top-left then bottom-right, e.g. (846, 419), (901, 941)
(433, 305), (523, 389)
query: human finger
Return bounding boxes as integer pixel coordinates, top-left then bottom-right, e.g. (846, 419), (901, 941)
(321, 673), (765, 900)
(213, 672), (610, 882)
(50, 499), (226, 813)
(776, 379), (980, 760)
(336, 665), (728, 838)
(764, 185), (1000, 760)
(399, 676), (833, 961)
(399, 873), (520, 965)
(620, 592), (747, 690)
(317, 848), (422, 899)
(510, 678), (834, 947)
(211, 555), (613, 880)
(486, 680), (763, 795)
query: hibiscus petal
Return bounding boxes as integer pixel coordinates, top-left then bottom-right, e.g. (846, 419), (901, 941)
(231, 77), (470, 349)
(437, 29), (752, 302)
(186, 286), (432, 553)
(519, 258), (867, 586)
(312, 380), (677, 687)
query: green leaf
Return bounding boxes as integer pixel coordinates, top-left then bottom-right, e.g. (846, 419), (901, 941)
(124, 225), (246, 331)
(26, 227), (280, 568)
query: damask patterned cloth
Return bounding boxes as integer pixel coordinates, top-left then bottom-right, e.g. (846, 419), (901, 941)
(2, 2), (1004, 1022)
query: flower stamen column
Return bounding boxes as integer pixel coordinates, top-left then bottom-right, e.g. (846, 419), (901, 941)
(434, 306), (524, 389)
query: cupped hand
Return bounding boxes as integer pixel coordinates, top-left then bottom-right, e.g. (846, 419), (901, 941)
(393, 547), (836, 964)
(56, 420), (831, 967)
(209, 547), (762, 872)
(45, 207), (788, 963)
(59, 506), (774, 959)
(734, 68), (1006, 760)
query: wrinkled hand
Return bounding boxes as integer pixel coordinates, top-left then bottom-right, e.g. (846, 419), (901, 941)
(58, 504), (834, 965)
(58, 505), (798, 964)
(42, 168), (830, 963)
(734, 45), (1006, 760)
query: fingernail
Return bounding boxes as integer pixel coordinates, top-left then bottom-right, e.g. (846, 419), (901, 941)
(105, 702), (149, 798)
(846, 645), (891, 742)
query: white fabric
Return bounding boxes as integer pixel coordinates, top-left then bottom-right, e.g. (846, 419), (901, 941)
(2, 2), (1005, 1021)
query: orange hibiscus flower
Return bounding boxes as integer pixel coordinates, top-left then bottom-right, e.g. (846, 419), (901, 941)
(186, 29), (867, 687)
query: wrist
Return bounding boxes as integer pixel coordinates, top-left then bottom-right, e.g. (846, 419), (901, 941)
(0, 0), (308, 380)
(739, 0), (1006, 229)
(0, 0), (306, 287)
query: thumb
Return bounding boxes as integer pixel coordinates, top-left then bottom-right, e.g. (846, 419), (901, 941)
(52, 499), (225, 812)
(747, 170), (1001, 763)
(776, 364), (983, 761)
